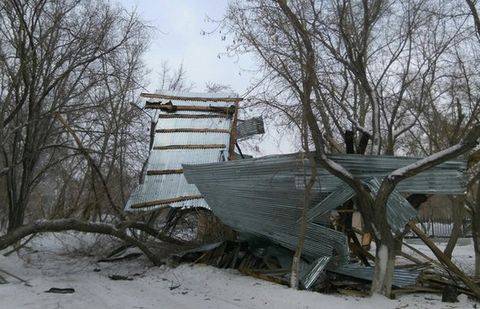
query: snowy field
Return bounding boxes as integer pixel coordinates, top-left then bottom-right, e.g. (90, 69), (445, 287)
(0, 234), (478, 309)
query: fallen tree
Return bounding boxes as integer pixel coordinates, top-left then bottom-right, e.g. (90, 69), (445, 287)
(0, 218), (186, 266)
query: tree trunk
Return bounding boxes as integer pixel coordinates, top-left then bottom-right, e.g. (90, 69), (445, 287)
(474, 215), (480, 276)
(290, 122), (317, 289)
(473, 183), (480, 277)
(444, 197), (464, 259)
(369, 181), (397, 297)
(371, 241), (395, 297)
(409, 222), (480, 298)
(7, 189), (30, 232)
(0, 219), (181, 266)
(290, 173), (315, 289)
(7, 205), (25, 232)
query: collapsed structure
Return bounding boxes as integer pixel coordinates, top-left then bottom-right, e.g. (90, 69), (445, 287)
(126, 91), (469, 292)
(125, 91), (263, 211)
(182, 154), (467, 287)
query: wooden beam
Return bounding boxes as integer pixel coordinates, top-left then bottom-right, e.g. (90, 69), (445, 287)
(228, 102), (239, 160)
(146, 169), (183, 176)
(141, 92), (242, 102)
(158, 114), (226, 119)
(153, 144), (226, 150)
(145, 102), (236, 115)
(408, 221), (480, 299)
(130, 195), (204, 209)
(156, 128), (230, 134)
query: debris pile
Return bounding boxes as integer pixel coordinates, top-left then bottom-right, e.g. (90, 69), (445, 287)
(123, 92), (477, 300)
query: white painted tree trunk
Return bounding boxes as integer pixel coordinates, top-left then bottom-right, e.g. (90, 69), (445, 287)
(371, 243), (395, 297)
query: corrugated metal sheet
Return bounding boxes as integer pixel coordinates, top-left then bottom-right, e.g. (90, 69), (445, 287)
(125, 92), (241, 212)
(183, 154), (350, 264)
(183, 152), (465, 276)
(302, 256), (331, 289)
(305, 185), (356, 222)
(146, 149), (227, 171)
(185, 153), (466, 195)
(156, 117), (232, 130)
(153, 131), (231, 147)
(330, 263), (419, 287)
(237, 117), (265, 140)
(365, 178), (418, 234)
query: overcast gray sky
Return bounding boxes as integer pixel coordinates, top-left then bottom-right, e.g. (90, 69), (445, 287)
(118, 0), (297, 155)
(119, 0), (255, 93)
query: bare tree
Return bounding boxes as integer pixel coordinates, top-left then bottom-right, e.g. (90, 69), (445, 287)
(226, 0), (480, 297)
(0, 0), (149, 230)
(464, 0), (480, 277)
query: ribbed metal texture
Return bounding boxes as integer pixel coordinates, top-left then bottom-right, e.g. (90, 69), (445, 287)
(302, 256), (331, 289)
(183, 154), (350, 264)
(125, 92), (239, 212)
(156, 117), (232, 130)
(330, 263), (419, 287)
(153, 131), (230, 147)
(185, 153), (466, 195)
(146, 149), (227, 171)
(237, 117), (265, 140)
(305, 185), (356, 222)
(365, 178), (418, 234)
(183, 152), (466, 270)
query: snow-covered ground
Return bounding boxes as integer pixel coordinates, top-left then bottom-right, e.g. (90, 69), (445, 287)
(0, 234), (477, 309)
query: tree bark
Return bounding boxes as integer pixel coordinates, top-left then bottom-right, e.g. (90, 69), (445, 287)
(444, 197), (464, 259)
(290, 123), (317, 289)
(473, 182), (480, 277)
(0, 219), (165, 266)
(371, 241), (395, 297)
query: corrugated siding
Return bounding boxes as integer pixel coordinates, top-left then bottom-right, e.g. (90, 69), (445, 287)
(185, 153), (466, 195)
(183, 155), (350, 264)
(365, 178), (418, 234)
(153, 131), (230, 147)
(125, 92), (240, 212)
(237, 117), (264, 139)
(156, 117), (231, 130)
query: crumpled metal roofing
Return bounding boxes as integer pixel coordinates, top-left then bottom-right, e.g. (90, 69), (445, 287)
(185, 153), (466, 195)
(183, 152), (466, 278)
(302, 256), (331, 289)
(237, 117), (265, 140)
(305, 184), (356, 222)
(365, 178), (418, 234)
(330, 263), (420, 287)
(125, 92), (241, 212)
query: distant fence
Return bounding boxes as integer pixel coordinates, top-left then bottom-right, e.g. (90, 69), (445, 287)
(406, 219), (472, 238)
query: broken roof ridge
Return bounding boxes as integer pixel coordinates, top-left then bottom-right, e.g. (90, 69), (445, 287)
(140, 91), (243, 102)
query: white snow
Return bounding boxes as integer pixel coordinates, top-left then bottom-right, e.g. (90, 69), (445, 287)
(0, 234), (477, 309)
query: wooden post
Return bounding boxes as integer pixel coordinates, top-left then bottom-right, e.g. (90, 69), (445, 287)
(228, 102), (240, 160)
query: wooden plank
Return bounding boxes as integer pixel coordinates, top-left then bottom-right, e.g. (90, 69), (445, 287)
(146, 169), (183, 176)
(228, 103), (239, 160)
(130, 195), (204, 209)
(158, 114), (227, 119)
(156, 128), (230, 134)
(141, 92), (242, 102)
(145, 102), (236, 115)
(153, 144), (226, 150)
